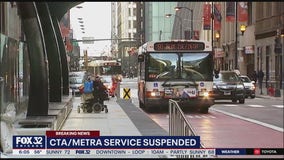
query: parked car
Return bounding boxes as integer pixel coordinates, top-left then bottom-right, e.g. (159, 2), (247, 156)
(69, 71), (86, 78)
(239, 75), (256, 98)
(213, 71), (246, 104)
(69, 76), (84, 96)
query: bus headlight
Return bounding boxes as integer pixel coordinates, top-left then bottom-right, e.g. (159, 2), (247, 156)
(150, 91), (160, 97)
(200, 89), (210, 97)
(203, 91), (209, 97)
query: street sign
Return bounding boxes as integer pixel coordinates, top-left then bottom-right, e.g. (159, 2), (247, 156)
(237, 47), (244, 51)
(82, 37), (94, 44)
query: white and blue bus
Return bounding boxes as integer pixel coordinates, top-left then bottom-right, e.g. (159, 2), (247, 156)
(137, 40), (214, 113)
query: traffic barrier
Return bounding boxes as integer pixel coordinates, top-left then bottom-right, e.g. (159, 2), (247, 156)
(123, 88), (131, 99)
(168, 99), (205, 158)
(168, 99), (197, 137)
(268, 86), (275, 96)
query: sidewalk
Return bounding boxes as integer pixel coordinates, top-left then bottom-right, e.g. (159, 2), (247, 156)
(255, 86), (283, 100)
(62, 97), (169, 158)
(62, 97), (142, 136)
(1, 96), (168, 158)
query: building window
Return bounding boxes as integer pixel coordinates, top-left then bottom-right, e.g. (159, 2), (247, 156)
(265, 45), (270, 87)
(257, 47), (262, 71)
(128, 20), (131, 28)
(133, 8), (136, 16)
(265, 2), (272, 18)
(256, 2), (263, 20)
(133, 20), (137, 29)
(128, 8), (131, 16)
(266, 45), (270, 55)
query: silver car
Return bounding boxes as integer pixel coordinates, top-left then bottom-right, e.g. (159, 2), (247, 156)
(239, 75), (256, 98)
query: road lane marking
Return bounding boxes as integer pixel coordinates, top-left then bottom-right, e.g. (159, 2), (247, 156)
(211, 108), (284, 132)
(223, 104), (238, 107)
(208, 115), (217, 118)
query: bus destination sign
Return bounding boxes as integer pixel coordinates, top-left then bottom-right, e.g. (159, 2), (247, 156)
(154, 42), (205, 51)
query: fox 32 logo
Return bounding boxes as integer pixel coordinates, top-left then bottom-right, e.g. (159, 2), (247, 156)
(13, 136), (45, 149)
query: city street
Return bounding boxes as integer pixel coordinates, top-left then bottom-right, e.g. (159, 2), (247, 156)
(121, 78), (283, 149)
(213, 98), (283, 129)
(2, 2), (283, 158)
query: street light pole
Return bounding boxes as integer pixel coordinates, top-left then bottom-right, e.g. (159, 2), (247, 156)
(174, 6), (193, 39)
(191, 9), (193, 39)
(165, 14), (183, 39)
(235, 2), (238, 69)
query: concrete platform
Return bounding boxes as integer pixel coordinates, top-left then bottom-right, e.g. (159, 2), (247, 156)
(15, 95), (73, 132)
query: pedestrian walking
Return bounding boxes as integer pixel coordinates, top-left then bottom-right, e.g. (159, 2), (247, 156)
(258, 70), (264, 94)
(252, 70), (257, 83)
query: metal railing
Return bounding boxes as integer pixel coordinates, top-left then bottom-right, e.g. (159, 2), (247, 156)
(168, 99), (205, 148)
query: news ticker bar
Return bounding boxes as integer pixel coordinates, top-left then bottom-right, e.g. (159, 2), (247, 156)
(11, 131), (283, 157)
(12, 148), (215, 156)
(12, 148), (283, 156)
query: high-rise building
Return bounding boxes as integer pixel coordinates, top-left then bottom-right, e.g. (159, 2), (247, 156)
(111, 2), (138, 75)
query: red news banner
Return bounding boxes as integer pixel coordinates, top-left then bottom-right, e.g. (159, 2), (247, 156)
(46, 130), (100, 138)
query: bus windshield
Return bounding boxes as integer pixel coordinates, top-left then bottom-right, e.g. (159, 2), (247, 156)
(99, 66), (122, 75)
(147, 52), (212, 81)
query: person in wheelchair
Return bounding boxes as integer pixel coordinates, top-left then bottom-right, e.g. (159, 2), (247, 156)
(79, 76), (109, 113)
(93, 75), (109, 105)
(82, 76), (94, 101)
(79, 76), (95, 113)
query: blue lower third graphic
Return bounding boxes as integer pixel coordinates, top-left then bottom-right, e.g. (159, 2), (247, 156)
(216, 148), (246, 155)
(46, 136), (200, 149)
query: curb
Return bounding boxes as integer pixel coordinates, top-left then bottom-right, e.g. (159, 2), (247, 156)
(256, 95), (283, 100)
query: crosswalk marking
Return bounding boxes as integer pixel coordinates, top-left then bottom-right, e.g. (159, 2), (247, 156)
(186, 115), (216, 119)
(248, 104), (265, 108)
(223, 104), (282, 108)
(272, 105), (284, 108)
(167, 115), (216, 119)
(223, 104), (238, 107)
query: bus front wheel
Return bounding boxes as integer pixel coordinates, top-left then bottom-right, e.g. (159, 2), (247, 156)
(145, 103), (154, 113)
(139, 100), (144, 108)
(199, 106), (209, 114)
